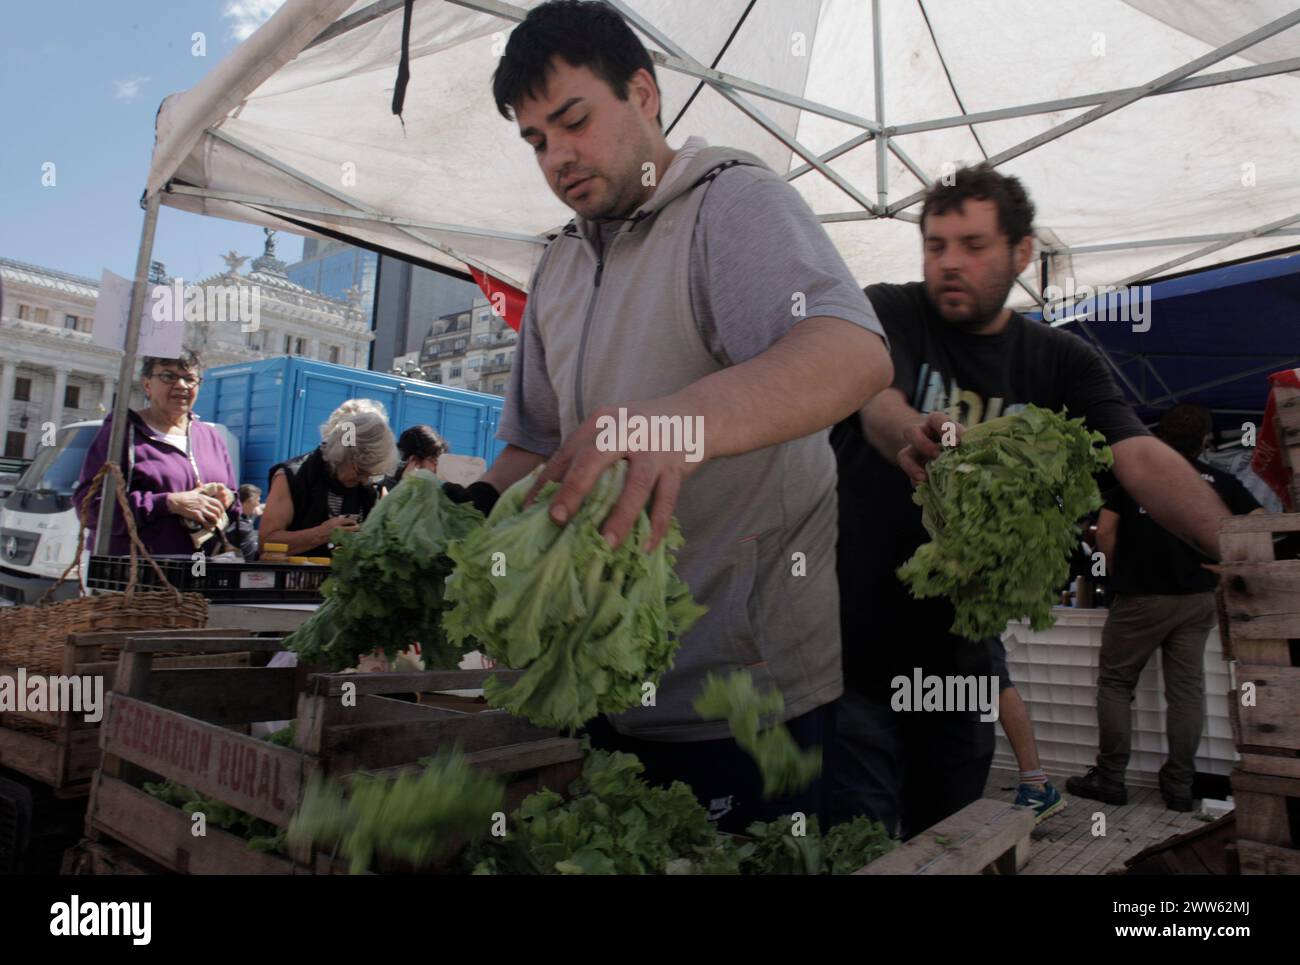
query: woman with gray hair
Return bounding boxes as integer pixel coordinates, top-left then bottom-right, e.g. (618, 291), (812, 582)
(260, 399), (398, 557)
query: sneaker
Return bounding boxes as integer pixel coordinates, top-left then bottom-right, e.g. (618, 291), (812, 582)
(1065, 767), (1128, 806)
(1015, 781), (1067, 823)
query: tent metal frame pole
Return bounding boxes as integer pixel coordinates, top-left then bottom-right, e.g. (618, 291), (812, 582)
(890, 56), (1300, 137)
(1071, 317), (1151, 405)
(445, 0), (882, 133)
(647, 51), (880, 132)
(871, 0), (887, 213)
(1137, 358), (1300, 410)
(1113, 212), (1300, 287)
(94, 191), (162, 557)
(164, 184), (548, 246)
(785, 131), (875, 181)
(884, 9), (1300, 217)
(1134, 353), (1180, 404)
(1060, 228), (1300, 255)
(605, 0), (877, 213)
(306, 0), (405, 50)
(203, 127), (530, 289)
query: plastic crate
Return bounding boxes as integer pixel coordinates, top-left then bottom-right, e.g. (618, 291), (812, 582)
(87, 555), (327, 603)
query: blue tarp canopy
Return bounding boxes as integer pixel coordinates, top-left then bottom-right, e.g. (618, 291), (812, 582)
(1030, 250), (1300, 438)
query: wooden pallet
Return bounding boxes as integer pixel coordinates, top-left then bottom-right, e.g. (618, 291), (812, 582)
(1215, 513), (1300, 666)
(1216, 512), (1300, 874)
(0, 627), (258, 795)
(855, 799), (1035, 875)
(85, 635), (583, 874)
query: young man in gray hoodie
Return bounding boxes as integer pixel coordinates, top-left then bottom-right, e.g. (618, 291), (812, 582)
(454, 0), (892, 831)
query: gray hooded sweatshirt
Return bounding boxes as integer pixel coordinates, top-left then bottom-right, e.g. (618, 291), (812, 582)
(500, 142), (881, 741)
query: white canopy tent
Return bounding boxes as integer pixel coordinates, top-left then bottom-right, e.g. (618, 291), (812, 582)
(97, 0), (1300, 549)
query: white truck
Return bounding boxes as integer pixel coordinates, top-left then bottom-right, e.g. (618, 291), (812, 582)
(0, 420), (239, 605)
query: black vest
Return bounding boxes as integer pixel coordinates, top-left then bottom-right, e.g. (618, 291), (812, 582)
(268, 448), (380, 557)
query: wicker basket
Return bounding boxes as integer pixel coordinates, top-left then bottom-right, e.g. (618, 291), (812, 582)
(0, 463), (208, 675)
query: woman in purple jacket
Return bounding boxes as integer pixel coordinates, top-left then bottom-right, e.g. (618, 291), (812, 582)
(75, 351), (239, 556)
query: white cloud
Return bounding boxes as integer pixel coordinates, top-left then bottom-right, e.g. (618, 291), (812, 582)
(114, 77), (151, 101)
(224, 0), (286, 41)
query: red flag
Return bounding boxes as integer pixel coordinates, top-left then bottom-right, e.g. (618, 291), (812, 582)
(470, 268), (527, 332)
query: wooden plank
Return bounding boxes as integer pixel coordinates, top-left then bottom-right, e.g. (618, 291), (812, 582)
(122, 637), (284, 654)
(1237, 838), (1300, 875)
(66, 727), (101, 784)
(154, 652), (254, 671)
(1218, 531), (1277, 562)
(1214, 584), (1234, 661)
(100, 695), (304, 826)
(857, 799), (1035, 875)
(1231, 769), (1300, 848)
(136, 667), (298, 724)
(68, 627), (252, 660)
(465, 738), (584, 777)
(0, 722), (60, 784)
(310, 669), (523, 697)
(205, 604), (314, 632)
(1230, 639), (1294, 666)
(1233, 666), (1300, 752)
(364, 737), (585, 782)
(348, 694), (459, 725)
(61, 838), (163, 876)
(1219, 514), (1300, 535)
(1240, 753), (1300, 780)
(320, 711), (556, 774)
(1215, 561), (1300, 640)
(88, 775), (302, 875)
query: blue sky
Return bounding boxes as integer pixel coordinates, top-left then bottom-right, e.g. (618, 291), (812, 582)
(0, 0), (302, 284)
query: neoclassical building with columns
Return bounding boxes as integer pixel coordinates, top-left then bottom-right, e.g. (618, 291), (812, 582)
(0, 236), (371, 460)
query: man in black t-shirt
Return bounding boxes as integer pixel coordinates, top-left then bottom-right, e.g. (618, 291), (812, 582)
(1068, 406), (1261, 812)
(831, 164), (1234, 839)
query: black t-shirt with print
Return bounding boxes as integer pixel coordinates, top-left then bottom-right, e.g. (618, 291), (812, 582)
(831, 281), (1151, 691)
(1105, 459), (1259, 595)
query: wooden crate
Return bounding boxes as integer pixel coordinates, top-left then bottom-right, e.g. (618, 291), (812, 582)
(856, 799), (1035, 875)
(85, 636), (583, 874)
(61, 837), (167, 875)
(1215, 513), (1300, 667)
(0, 627), (259, 794)
(1230, 767), (1300, 874)
(1215, 509), (1300, 876)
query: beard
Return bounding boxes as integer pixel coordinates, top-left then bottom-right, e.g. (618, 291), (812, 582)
(926, 262), (1018, 332)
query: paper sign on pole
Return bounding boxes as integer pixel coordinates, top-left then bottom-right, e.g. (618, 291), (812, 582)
(92, 269), (185, 358)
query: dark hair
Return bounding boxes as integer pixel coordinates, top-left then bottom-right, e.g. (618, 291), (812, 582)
(920, 163), (1036, 246)
(141, 349), (202, 377)
(1157, 405), (1213, 458)
(397, 425), (449, 463)
(238, 484), (261, 504)
(492, 0), (661, 127)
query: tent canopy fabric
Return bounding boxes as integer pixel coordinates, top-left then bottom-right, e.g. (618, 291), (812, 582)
(148, 0), (1300, 299)
(1034, 250), (1300, 434)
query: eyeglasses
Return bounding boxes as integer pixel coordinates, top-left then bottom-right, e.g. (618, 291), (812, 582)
(151, 371), (203, 387)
